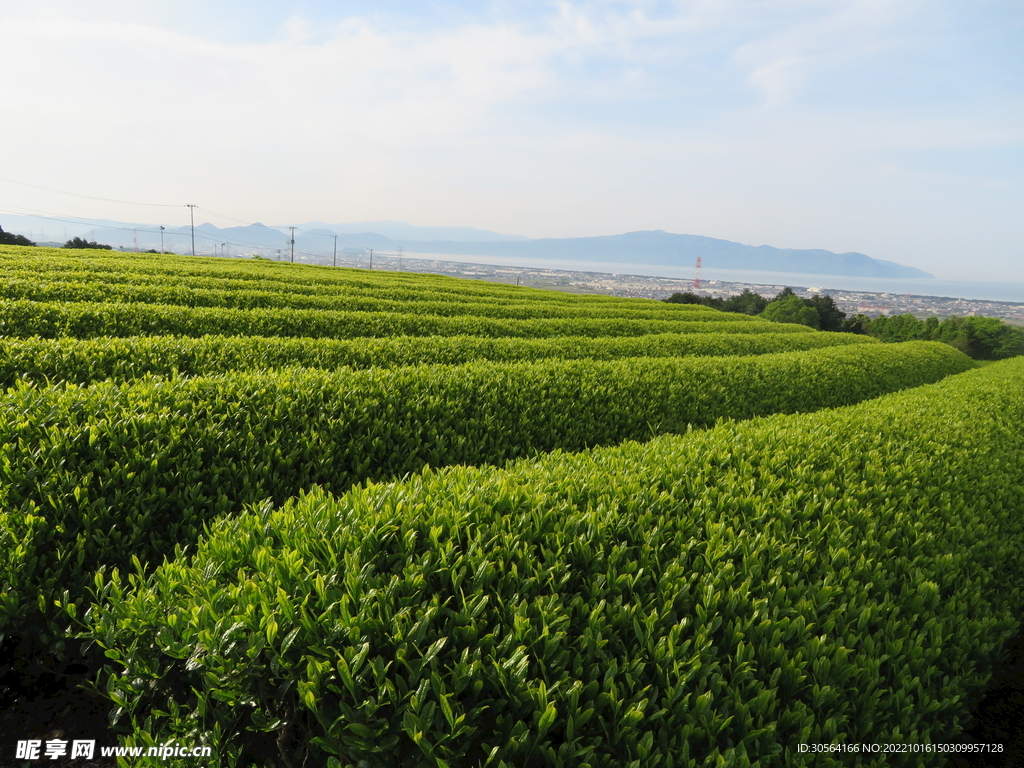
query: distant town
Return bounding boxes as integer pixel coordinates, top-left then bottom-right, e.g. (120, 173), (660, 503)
(305, 250), (1024, 325)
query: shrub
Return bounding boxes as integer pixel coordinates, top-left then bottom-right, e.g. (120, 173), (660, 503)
(1, 342), (968, 646)
(82, 358), (1024, 767)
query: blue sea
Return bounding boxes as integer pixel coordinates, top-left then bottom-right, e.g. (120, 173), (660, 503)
(410, 252), (1024, 304)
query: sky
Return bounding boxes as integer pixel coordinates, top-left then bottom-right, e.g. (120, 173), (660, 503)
(1, 0), (1021, 280)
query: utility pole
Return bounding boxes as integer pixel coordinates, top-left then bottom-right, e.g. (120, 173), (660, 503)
(368, 248), (373, 269)
(288, 227), (296, 263)
(397, 246), (403, 272)
(160, 225), (165, 253)
(186, 204), (197, 256)
(333, 234), (338, 267)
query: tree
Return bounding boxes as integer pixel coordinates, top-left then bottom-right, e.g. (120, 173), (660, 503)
(63, 237), (113, 250)
(0, 226), (35, 246)
(772, 286), (797, 301)
(721, 288), (768, 315)
(934, 316), (1024, 360)
(841, 314), (871, 334)
(664, 292), (725, 310)
(867, 313), (925, 342)
(664, 289), (766, 315)
(760, 294), (820, 328)
(860, 313), (1024, 360)
(665, 291), (707, 305)
(805, 294), (846, 332)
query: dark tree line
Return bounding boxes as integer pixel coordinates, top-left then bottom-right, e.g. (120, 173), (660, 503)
(0, 226), (35, 246)
(866, 314), (1024, 360)
(63, 237), (113, 250)
(666, 287), (1024, 360)
(666, 287), (850, 332)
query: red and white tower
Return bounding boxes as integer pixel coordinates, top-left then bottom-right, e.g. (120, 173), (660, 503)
(694, 256), (702, 291)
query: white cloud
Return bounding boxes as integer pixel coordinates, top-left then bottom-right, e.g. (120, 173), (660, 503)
(732, 0), (920, 107)
(747, 54), (806, 107)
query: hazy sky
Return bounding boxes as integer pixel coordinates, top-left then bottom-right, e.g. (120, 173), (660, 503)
(1, 1), (1021, 280)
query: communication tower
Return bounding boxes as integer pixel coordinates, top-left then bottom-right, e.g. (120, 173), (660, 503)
(694, 256), (702, 290)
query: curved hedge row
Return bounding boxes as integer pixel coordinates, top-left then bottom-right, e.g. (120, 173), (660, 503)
(82, 358), (1024, 768)
(1, 341), (968, 642)
(0, 299), (794, 341)
(0, 331), (878, 387)
(0, 247), (651, 306)
(0, 277), (714, 320)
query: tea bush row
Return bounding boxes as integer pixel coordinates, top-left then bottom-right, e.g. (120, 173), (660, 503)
(0, 342), (967, 646)
(0, 246), (646, 307)
(0, 277), (749, 321)
(0, 331), (878, 388)
(0, 299), (804, 341)
(81, 357), (1024, 768)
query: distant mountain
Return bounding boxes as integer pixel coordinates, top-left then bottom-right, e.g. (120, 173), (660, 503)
(393, 230), (934, 279)
(0, 213), (931, 279)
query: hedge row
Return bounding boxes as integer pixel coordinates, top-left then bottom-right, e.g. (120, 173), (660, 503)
(1, 341), (968, 643)
(0, 331), (878, 388)
(0, 299), (799, 341)
(0, 246), (643, 306)
(0, 277), (742, 320)
(82, 357), (1024, 768)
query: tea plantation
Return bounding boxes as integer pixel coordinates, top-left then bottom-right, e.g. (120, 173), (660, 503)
(0, 245), (1019, 767)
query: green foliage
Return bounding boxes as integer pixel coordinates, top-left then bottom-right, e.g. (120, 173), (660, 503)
(63, 237), (113, 250)
(804, 294), (846, 332)
(722, 288), (770, 315)
(664, 288), (769, 316)
(82, 358), (1024, 767)
(0, 242), (1016, 765)
(841, 313), (871, 334)
(0, 298), (809, 341)
(760, 294), (821, 329)
(4, 342), (970, 643)
(667, 289), (844, 327)
(0, 276), (754, 321)
(663, 290), (707, 305)
(0, 245), (712, 308)
(866, 313), (1024, 359)
(0, 331), (878, 388)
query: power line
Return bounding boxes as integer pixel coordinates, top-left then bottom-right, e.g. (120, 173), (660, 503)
(194, 206), (257, 227)
(0, 205), (172, 236)
(0, 191), (157, 217)
(0, 176), (183, 207)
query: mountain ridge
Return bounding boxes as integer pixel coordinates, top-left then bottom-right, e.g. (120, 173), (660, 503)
(0, 213), (932, 279)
